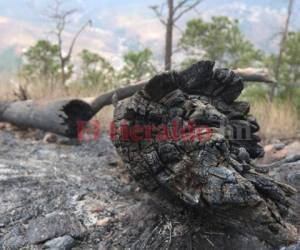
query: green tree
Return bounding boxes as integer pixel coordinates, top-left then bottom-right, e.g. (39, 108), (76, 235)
(265, 31), (300, 105)
(120, 48), (156, 84)
(80, 49), (115, 91)
(19, 40), (61, 87)
(265, 31), (300, 85)
(179, 16), (263, 68)
(279, 31), (300, 84)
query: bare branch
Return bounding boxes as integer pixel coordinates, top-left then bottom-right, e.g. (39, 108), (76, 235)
(150, 5), (167, 26)
(90, 67), (277, 114)
(174, 0), (202, 22)
(66, 20), (92, 61)
(174, 23), (183, 33)
(193, 7), (201, 15)
(173, 0), (189, 14)
(172, 47), (181, 55)
(45, 0), (77, 22)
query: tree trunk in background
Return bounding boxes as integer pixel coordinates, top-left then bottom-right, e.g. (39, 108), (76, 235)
(61, 60), (66, 86)
(270, 0), (294, 101)
(152, 0), (202, 71)
(165, 0), (174, 71)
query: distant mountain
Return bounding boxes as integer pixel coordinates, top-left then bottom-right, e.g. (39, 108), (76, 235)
(0, 47), (22, 74)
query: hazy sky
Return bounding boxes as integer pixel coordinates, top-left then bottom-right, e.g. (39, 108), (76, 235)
(0, 0), (299, 67)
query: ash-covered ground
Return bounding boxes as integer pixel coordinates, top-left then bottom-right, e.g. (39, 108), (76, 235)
(0, 129), (299, 250)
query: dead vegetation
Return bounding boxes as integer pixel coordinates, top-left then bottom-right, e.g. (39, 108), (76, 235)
(251, 101), (299, 141)
(1, 77), (299, 141)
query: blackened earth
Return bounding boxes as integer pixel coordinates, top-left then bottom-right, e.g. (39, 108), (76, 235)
(0, 130), (299, 250)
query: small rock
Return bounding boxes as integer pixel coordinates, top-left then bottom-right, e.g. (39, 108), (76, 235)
(96, 217), (111, 227)
(258, 144), (288, 164)
(26, 212), (86, 244)
(273, 143), (286, 150)
(0, 225), (27, 250)
(43, 133), (58, 144)
(98, 242), (108, 250)
(85, 199), (106, 213)
(43, 235), (75, 250)
(74, 191), (88, 201)
(107, 155), (119, 167)
(286, 141), (300, 156)
(281, 237), (300, 250)
(120, 174), (132, 185)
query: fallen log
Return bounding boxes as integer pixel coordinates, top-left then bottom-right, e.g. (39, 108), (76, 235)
(0, 99), (93, 137)
(90, 81), (146, 115)
(233, 67), (275, 83)
(0, 66), (275, 138)
(90, 67), (275, 114)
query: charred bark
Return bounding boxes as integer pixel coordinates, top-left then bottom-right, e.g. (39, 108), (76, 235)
(112, 61), (298, 248)
(0, 99), (93, 138)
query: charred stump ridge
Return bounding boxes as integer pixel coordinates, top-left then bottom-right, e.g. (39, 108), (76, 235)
(112, 61), (298, 248)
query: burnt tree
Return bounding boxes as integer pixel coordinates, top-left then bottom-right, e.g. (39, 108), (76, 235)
(46, 0), (91, 87)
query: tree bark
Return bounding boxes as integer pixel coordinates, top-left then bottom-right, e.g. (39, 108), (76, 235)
(61, 59), (66, 86)
(165, 0), (174, 71)
(111, 61), (298, 248)
(152, 1), (202, 71)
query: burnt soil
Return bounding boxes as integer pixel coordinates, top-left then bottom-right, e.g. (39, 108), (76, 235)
(0, 130), (299, 250)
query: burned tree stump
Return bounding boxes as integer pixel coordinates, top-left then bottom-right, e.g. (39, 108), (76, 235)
(112, 61), (298, 248)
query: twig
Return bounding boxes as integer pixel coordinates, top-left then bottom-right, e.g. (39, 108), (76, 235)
(174, 0), (202, 22)
(166, 221), (173, 250)
(203, 235), (215, 248)
(141, 222), (162, 250)
(187, 232), (193, 250)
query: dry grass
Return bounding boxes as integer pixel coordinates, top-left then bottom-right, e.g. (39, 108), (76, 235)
(0, 75), (112, 102)
(1, 75), (299, 141)
(251, 100), (299, 141)
(0, 75), (15, 100)
(95, 105), (114, 131)
(0, 75), (115, 131)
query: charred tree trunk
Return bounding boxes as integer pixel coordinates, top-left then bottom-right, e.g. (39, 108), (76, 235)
(0, 99), (93, 138)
